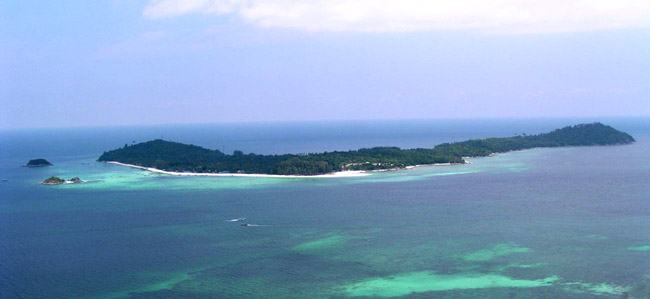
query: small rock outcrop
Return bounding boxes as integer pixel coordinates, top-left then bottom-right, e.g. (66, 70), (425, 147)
(40, 176), (83, 185)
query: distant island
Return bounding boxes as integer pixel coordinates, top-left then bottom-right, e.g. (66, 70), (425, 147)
(98, 123), (634, 176)
(24, 159), (53, 167)
(40, 176), (83, 185)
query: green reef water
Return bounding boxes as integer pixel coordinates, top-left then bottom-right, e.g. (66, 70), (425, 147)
(341, 272), (560, 297)
(1, 119), (649, 298)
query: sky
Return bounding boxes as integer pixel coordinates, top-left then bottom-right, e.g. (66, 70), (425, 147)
(1, 0), (649, 129)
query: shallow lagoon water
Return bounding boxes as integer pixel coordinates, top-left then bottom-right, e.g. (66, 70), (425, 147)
(1, 119), (650, 298)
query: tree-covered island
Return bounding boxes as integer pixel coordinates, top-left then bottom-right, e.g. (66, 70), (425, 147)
(98, 122), (634, 176)
(40, 176), (83, 185)
(24, 159), (53, 167)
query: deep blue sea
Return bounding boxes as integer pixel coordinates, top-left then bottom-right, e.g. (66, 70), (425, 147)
(1, 118), (649, 298)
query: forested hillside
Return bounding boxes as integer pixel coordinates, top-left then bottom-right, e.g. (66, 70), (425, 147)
(98, 123), (634, 175)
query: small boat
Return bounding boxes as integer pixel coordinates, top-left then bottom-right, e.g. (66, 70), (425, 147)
(226, 217), (246, 222)
(2, 179), (7, 182)
(240, 223), (249, 227)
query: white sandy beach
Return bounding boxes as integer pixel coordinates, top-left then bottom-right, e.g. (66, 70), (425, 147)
(105, 161), (370, 178)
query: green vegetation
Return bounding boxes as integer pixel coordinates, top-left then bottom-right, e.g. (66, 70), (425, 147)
(25, 158), (53, 167)
(41, 176), (65, 185)
(97, 122), (634, 175)
(40, 176), (82, 185)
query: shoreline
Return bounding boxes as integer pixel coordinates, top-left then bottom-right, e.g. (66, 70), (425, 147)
(104, 145), (631, 179)
(40, 180), (82, 185)
(105, 162), (370, 178)
(105, 160), (468, 178)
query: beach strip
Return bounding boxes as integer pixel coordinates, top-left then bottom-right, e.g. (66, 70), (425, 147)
(105, 161), (370, 178)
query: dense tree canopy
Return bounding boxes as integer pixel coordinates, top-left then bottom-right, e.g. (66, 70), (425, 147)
(41, 176), (65, 184)
(98, 123), (634, 175)
(25, 159), (53, 167)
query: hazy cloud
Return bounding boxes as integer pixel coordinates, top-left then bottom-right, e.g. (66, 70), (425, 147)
(140, 31), (167, 40)
(143, 0), (239, 18)
(143, 0), (650, 33)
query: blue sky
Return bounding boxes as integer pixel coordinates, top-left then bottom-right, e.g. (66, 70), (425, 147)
(1, 0), (649, 129)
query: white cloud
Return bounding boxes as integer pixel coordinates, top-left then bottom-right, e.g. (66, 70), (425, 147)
(143, 0), (650, 33)
(143, 0), (239, 18)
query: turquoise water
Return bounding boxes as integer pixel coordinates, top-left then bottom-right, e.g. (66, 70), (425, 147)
(1, 119), (649, 298)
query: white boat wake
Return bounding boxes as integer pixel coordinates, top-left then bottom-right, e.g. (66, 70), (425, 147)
(226, 217), (246, 222)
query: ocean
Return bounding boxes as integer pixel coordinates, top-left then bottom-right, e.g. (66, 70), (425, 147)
(1, 118), (649, 298)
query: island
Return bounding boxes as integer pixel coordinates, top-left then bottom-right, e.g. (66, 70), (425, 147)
(98, 122), (634, 176)
(24, 159), (53, 167)
(40, 176), (83, 185)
